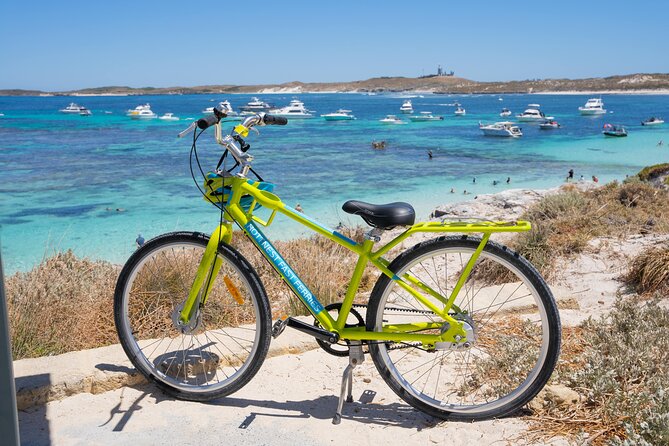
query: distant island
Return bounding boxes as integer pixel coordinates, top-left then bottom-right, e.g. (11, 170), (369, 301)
(3, 73), (669, 96)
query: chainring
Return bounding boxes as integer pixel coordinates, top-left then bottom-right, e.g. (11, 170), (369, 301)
(314, 303), (365, 357)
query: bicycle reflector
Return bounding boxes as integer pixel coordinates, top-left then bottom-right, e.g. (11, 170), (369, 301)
(203, 172), (274, 212)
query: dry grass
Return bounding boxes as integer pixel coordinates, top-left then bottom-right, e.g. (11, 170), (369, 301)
(624, 244), (669, 296)
(5, 250), (119, 359)
(508, 181), (669, 279)
(6, 227), (374, 359)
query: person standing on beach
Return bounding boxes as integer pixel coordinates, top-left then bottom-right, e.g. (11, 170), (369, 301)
(567, 169), (574, 182)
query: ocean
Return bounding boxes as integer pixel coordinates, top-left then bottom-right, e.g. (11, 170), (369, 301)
(1, 93), (668, 273)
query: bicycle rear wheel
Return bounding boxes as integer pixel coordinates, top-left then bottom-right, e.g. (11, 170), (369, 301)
(114, 232), (271, 401)
(366, 236), (560, 421)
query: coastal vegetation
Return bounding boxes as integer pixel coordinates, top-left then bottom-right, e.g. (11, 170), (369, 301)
(5, 167), (669, 444)
(3, 73), (669, 96)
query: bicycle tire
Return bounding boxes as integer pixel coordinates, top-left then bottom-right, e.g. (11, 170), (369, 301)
(114, 231), (272, 401)
(366, 235), (561, 421)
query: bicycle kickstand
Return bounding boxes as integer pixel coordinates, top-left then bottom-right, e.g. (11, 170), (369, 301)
(332, 341), (364, 425)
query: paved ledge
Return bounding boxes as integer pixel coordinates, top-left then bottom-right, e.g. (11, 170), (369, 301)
(13, 323), (319, 410)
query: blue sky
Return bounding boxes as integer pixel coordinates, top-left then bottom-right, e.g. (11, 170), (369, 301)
(1, 0), (667, 90)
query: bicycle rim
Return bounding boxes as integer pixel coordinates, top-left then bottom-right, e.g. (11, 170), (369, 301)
(368, 238), (558, 417)
(116, 235), (267, 396)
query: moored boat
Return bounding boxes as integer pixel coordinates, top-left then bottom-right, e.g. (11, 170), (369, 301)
(602, 123), (627, 137)
(539, 120), (561, 130)
(159, 113), (180, 121)
(641, 117), (664, 126)
(79, 107), (92, 116)
(321, 109), (356, 121)
(409, 112), (444, 122)
(60, 103), (87, 114)
(500, 108), (512, 117)
(270, 99), (314, 119)
(126, 104), (157, 119)
(400, 100), (413, 114)
(379, 115), (406, 124)
(579, 98), (607, 115)
(479, 121), (522, 137)
(454, 106), (466, 116)
(239, 97), (273, 112)
(516, 104), (553, 122)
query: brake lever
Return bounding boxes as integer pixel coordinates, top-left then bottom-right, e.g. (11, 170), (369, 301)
(177, 121), (197, 138)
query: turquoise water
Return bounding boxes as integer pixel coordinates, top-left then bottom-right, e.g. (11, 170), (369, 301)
(1, 93), (668, 273)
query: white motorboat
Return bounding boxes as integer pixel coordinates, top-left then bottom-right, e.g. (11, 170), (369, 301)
(379, 115), (406, 124)
(270, 99), (314, 118)
(579, 98), (607, 115)
(60, 103), (87, 114)
(516, 104), (553, 122)
(79, 107), (92, 116)
(641, 117), (664, 126)
(159, 113), (180, 121)
(454, 106), (466, 116)
(127, 104), (157, 119)
(400, 100), (413, 114)
(239, 97), (273, 112)
(321, 109), (356, 121)
(479, 121), (522, 137)
(409, 112), (444, 122)
(500, 108), (512, 117)
(539, 120), (561, 130)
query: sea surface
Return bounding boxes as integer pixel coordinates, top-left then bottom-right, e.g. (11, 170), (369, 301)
(1, 93), (668, 273)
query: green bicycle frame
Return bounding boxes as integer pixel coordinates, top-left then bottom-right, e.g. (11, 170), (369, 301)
(180, 176), (531, 348)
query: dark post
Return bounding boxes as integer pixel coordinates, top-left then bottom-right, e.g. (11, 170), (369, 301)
(0, 244), (20, 445)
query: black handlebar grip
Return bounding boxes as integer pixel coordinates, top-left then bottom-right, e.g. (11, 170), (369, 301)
(197, 114), (220, 130)
(263, 114), (288, 126)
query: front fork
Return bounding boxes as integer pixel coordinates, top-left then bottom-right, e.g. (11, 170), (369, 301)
(178, 223), (232, 325)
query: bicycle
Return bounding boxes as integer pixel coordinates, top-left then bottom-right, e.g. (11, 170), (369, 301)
(114, 107), (561, 424)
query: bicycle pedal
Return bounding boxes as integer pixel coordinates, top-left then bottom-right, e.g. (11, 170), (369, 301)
(272, 317), (289, 338)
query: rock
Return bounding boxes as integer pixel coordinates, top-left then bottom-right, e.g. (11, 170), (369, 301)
(544, 384), (581, 406)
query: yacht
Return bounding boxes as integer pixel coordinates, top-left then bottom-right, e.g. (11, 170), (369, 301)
(60, 103), (87, 114)
(641, 117), (664, 126)
(400, 100), (413, 114)
(79, 107), (92, 116)
(500, 108), (512, 117)
(380, 115), (406, 124)
(239, 97), (273, 112)
(321, 109), (356, 121)
(409, 112), (444, 122)
(126, 104), (157, 119)
(159, 113), (180, 121)
(579, 98), (607, 115)
(270, 99), (314, 119)
(454, 106), (466, 116)
(602, 124), (627, 137)
(516, 104), (553, 122)
(479, 121), (523, 137)
(539, 120), (561, 130)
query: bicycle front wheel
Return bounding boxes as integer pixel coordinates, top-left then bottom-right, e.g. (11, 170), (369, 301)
(114, 232), (271, 401)
(366, 236), (560, 421)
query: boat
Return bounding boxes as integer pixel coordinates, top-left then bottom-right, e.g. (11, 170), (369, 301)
(409, 112), (444, 122)
(479, 121), (522, 137)
(126, 104), (157, 119)
(159, 113), (180, 121)
(516, 104), (553, 122)
(239, 97), (273, 112)
(454, 106), (466, 116)
(202, 100), (237, 115)
(500, 108), (512, 117)
(270, 99), (314, 119)
(321, 109), (356, 121)
(602, 124), (627, 137)
(379, 115), (406, 124)
(60, 103), (87, 114)
(79, 107), (92, 116)
(641, 117), (664, 126)
(539, 120), (561, 130)
(579, 98), (607, 115)
(400, 100), (413, 114)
